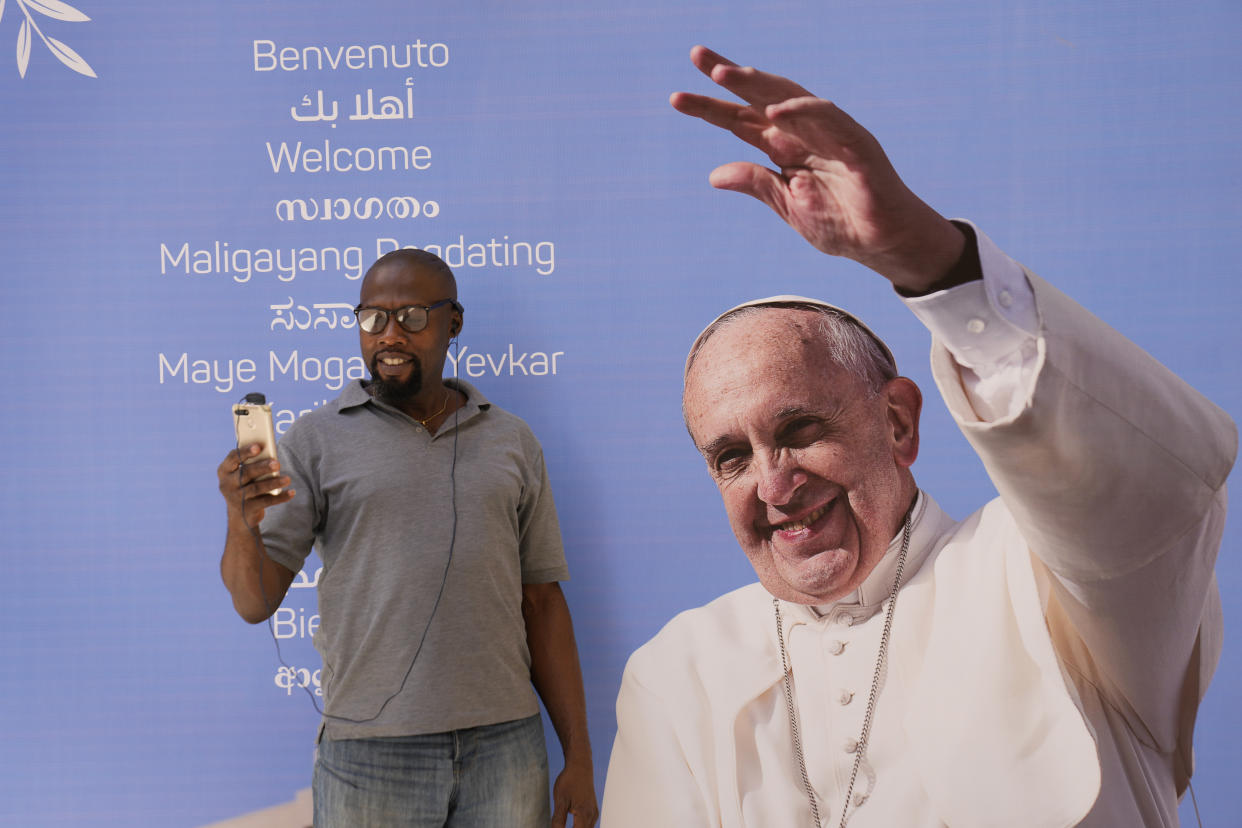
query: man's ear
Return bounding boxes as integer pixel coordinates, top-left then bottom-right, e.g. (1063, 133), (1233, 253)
(884, 377), (922, 468)
(449, 313), (462, 337)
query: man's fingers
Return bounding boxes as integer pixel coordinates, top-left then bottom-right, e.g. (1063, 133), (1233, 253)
(550, 797), (568, 828)
(233, 458), (282, 488)
(240, 485), (295, 525)
(578, 803), (600, 828)
(218, 443), (266, 477)
(243, 474), (292, 500)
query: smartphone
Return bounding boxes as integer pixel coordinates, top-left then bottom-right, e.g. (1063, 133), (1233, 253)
(233, 396), (282, 495)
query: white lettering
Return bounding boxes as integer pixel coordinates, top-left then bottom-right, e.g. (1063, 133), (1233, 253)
(270, 351), (366, 390)
(266, 141), (432, 174)
(160, 241), (364, 282)
(273, 607), (320, 639)
(253, 39), (449, 72)
(373, 235), (553, 274)
(157, 353), (256, 393)
(445, 346), (564, 378)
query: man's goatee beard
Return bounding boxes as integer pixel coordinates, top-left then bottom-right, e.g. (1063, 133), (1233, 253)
(368, 357), (423, 404)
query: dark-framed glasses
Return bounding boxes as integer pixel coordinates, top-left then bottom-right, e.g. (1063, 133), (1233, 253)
(353, 299), (462, 334)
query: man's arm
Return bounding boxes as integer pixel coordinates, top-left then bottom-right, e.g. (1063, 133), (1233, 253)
(217, 443), (297, 623)
(522, 581), (598, 828)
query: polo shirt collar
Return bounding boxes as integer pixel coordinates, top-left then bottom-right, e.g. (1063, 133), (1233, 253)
(339, 378), (492, 429)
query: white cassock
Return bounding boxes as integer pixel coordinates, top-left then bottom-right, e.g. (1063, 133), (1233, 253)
(601, 225), (1235, 827)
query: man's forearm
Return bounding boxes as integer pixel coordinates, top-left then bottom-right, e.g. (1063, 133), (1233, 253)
(220, 516), (294, 623)
(523, 582), (593, 763)
(523, 581), (598, 826)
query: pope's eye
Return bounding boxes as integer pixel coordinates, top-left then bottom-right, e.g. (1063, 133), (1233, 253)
(781, 417), (823, 445)
(714, 448), (749, 476)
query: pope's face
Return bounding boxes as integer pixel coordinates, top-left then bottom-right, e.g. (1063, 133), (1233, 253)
(683, 309), (920, 604)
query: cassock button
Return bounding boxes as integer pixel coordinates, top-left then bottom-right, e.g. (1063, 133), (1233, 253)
(828, 640), (845, 656)
(844, 737), (859, 754)
(838, 690), (854, 706)
(967, 317), (987, 334)
(998, 289), (1013, 309)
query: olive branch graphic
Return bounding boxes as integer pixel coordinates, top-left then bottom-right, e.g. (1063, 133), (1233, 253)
(1, 0), (96, 78)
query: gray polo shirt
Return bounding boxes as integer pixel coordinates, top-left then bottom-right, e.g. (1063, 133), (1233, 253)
(261, 378), (569, 739)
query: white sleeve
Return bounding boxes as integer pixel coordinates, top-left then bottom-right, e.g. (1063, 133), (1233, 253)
(902, 221), (1040, 421)
(914, 245), (1235, 752)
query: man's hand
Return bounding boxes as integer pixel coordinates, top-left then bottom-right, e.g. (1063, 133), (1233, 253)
(671, 45), (965, 293)
(217, 443), (294, 528)
(552, 759), (599, 828)
(217, 443), (297, 623)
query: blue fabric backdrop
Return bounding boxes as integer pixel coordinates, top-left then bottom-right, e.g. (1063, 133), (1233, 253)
(2, 1), (1238, 824)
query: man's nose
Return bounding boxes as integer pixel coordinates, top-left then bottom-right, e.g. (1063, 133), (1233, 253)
(376, 314), (407, 344)
(755, 450), (805, 507)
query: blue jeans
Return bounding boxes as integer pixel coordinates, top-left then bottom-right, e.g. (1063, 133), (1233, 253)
(312, 714), (550, 827)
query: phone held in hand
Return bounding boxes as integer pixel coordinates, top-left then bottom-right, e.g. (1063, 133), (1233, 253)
(233, 393), (282, 495)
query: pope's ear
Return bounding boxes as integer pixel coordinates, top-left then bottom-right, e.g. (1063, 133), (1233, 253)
(884, 377), (922, 468)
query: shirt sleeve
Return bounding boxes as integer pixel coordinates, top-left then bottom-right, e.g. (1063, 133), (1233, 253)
(258, 425), (321, 574)
(902, 221), (1041, 422)
(517, 436), (570, 584)
(913, 230), (1235, 754)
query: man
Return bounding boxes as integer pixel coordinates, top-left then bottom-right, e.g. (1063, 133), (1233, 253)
(601, 47), (1235, 826)
(217, 249), (598, 828)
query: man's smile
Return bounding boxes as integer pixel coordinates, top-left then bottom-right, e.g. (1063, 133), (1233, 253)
(376, 350), (413, 369)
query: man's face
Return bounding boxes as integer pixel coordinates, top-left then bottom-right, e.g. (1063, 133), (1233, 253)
(683, 309), (920, 604)
(357, 262), (459, 405)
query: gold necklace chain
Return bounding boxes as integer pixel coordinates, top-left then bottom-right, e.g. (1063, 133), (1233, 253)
(414, 388), (450, 429)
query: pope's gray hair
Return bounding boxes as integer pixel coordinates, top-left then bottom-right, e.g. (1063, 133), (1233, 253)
(684, 302), (897, 397)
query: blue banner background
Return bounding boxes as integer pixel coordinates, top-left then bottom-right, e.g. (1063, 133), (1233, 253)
(2, 1), (1239, 824)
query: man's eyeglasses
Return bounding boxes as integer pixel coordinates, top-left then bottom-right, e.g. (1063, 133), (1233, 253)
(353, 299), (462, 334)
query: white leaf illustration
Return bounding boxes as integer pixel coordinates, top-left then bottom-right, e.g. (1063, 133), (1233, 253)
(16, 18), (29, 78)
(25, 0), (89, 22)
(0, 0), (7, 27)
(46, 35), (95, 77)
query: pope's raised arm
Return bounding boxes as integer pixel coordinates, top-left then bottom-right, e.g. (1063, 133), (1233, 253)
(670, 45), (967, 294)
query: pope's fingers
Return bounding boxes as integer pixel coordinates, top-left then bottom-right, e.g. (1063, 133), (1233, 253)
(688, 44), (737, 78)
(670, 92), (774, 154)
(670, 91), (759, 127)
(708, 161), (793, 217)
(766, 96), (877, 161)
(689, 45), (814, 108)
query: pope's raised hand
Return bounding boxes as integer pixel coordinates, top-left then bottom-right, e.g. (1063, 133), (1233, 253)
(670, 45), (964, 293)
